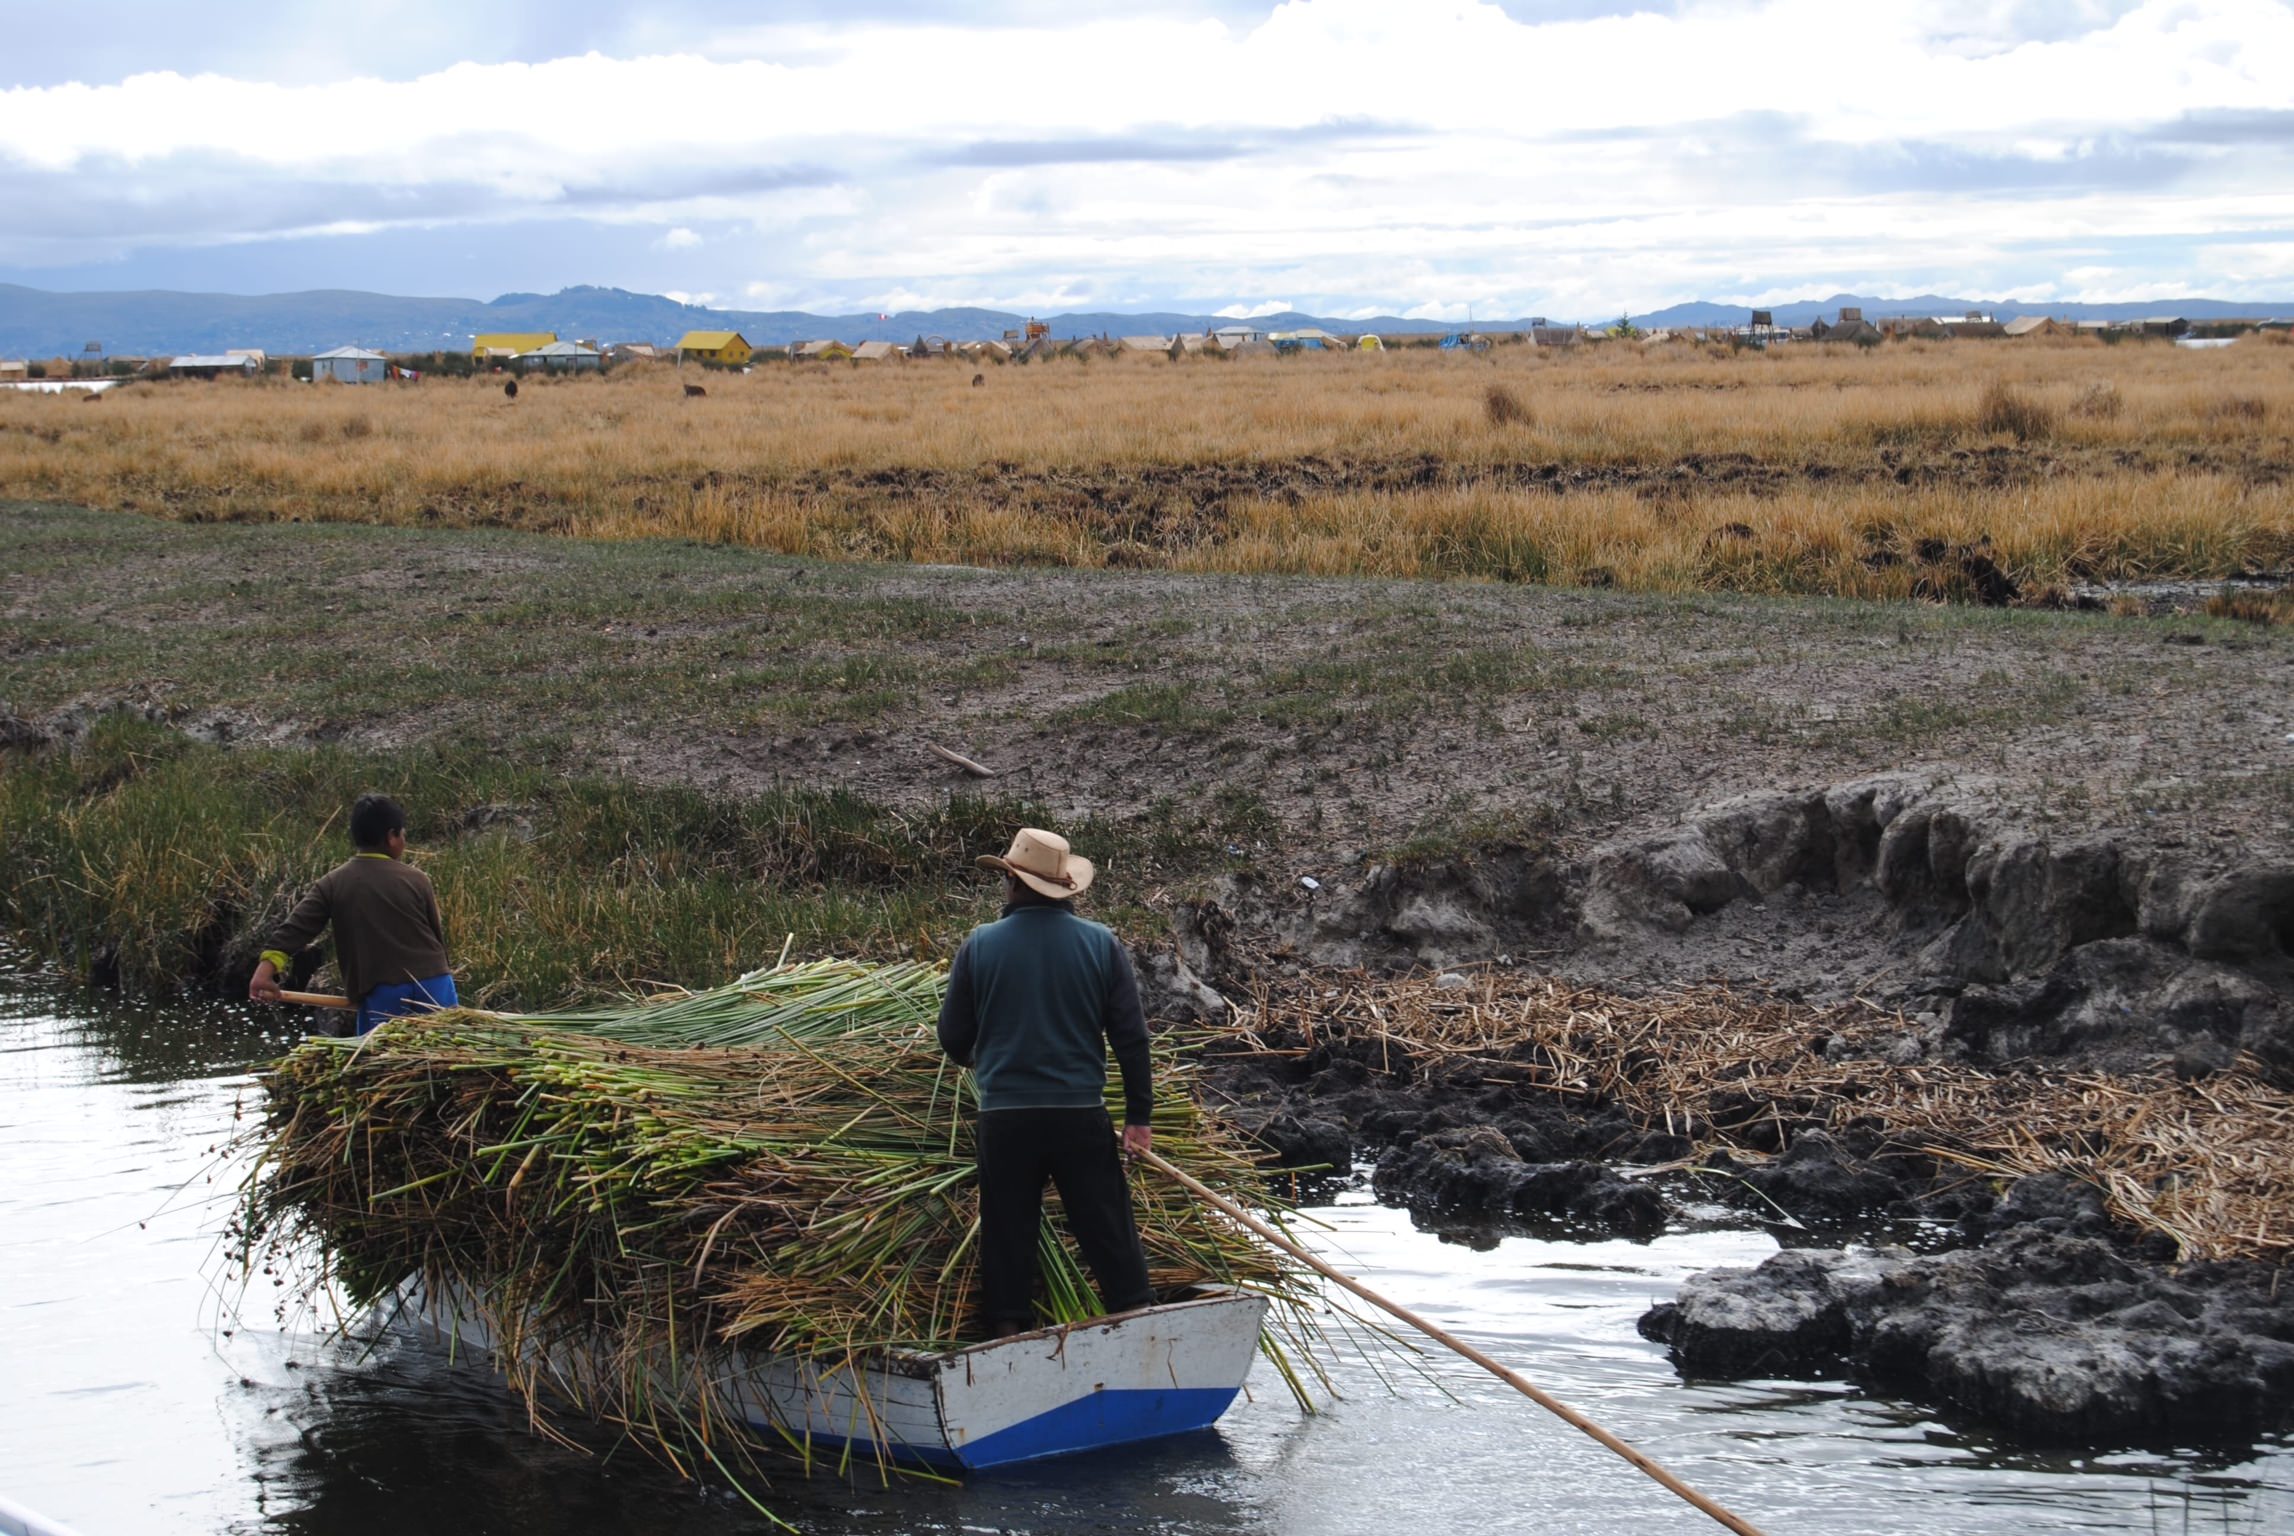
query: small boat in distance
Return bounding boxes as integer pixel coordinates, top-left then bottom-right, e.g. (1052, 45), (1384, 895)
(421, 1284), (1271, 1471)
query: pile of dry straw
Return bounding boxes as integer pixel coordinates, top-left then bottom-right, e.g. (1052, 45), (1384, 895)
(1223, 971), (2294, 1262)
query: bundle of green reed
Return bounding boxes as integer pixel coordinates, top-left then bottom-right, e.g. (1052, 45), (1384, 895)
(510, 956), (950, 1047)
(230, 958), (1332, 1472)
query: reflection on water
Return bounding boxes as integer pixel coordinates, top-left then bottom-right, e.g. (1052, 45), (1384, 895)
(2, 975), (2289, 1536)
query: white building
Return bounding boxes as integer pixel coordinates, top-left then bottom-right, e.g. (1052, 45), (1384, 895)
(170, 353), (261, 378)
(520, 340), (603, 372)
(311, 346), (388, 384)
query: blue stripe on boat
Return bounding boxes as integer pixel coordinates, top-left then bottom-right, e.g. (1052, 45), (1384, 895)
(952, 1386), (1242, 1469)
(791, 1386), (1244, 1473)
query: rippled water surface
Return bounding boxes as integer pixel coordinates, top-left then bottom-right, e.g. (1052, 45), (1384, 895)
(4, 980), (2290, 1535)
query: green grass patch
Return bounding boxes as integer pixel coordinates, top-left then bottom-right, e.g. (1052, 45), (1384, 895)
(1378, 797), (1564, 869)
(0, 717), (1259, 1006)
(1821, 666), (2093, 749)
(1054, 682), (1238, 733)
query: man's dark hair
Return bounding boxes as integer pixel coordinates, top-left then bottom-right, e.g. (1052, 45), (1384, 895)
(349, 794), (407, 851)
(1002, 873), (1074, 909)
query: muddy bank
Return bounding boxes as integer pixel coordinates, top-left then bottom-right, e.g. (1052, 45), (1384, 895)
(12, 502), (2291, 902)
(1174, 769), (2294, 1075)
(1638, 1196), (2294, 1443)
(1199, 979), (2294, 1442)
(1175, 768), (2294, 1443)
(1199, 997), (1980, 1240)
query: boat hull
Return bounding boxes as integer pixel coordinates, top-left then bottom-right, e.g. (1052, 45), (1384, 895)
(419, 1285), (1268, 1472)
(0, 1493), (87, 1536)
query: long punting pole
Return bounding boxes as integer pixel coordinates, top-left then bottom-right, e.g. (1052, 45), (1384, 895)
(1139, 1149), (1771, 1536)
(276, 990), (355, 1010)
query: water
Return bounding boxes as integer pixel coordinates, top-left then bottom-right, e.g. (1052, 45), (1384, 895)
(4, 980), (2290, 1536)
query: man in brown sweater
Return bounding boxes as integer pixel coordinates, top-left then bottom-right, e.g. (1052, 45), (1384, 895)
(249, 794), (457, 1033)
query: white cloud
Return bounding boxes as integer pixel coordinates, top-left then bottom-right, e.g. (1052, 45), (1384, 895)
(1214, 299), (1292, 318)
(661, 289), (716, 306)
(2195, 241), (2294, 285)
(0, 1), (2289, 311)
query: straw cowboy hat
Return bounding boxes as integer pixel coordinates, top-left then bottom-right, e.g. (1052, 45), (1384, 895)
(976, 827), (1095, 901)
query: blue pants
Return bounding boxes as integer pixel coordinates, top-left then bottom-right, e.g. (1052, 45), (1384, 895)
(355, 974), (458, 1034)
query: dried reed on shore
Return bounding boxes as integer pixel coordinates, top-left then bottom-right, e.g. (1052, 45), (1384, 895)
(6, 341), (2287, 597)
(1226, 972), (2294, 1262)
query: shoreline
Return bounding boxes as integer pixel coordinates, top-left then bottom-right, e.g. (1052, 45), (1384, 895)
(1198, 970), (2294, 1444)
(7, 712), (2291, 1448)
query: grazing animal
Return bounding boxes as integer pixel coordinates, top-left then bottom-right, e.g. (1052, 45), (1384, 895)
(503, 380), (518, 400)
(972, 373), (985, 388)
(684, 382), (707, 399)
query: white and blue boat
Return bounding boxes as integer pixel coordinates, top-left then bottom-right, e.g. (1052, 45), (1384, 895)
(0, 1493), (87, 1536)
(421, 1283), (1270, 1472)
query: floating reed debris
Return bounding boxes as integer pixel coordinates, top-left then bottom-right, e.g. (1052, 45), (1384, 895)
(231, 959), (1330, 1477)
(1223, 972), (2294, 1263)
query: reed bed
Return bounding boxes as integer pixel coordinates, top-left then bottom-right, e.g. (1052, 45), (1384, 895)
(1225, 972), (2294, 1263)
(5, 340), (2288, 596)
(0, 716), (1264, 1004)
(233, 959), (1329, 1476)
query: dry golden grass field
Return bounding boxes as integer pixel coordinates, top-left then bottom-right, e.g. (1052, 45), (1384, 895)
(3, 332), (2289, 602)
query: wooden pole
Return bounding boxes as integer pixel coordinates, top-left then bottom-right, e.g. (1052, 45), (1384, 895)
(1138, 1149), (1770, 1536)
(927, 742), (998, 778)
(276, 990), (354, 1010)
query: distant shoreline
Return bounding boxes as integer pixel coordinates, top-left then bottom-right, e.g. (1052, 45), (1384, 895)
(4, 279), (2292, 358)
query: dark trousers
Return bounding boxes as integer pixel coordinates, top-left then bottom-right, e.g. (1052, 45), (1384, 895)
(976, 1106), (1155, 1334)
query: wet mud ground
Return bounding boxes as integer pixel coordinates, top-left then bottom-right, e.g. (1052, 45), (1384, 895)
(5, 500), (2289, 883)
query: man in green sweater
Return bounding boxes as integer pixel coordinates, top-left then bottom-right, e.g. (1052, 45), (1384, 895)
(937, 827), (1157, 1338)
(249, 794), (457, 1034)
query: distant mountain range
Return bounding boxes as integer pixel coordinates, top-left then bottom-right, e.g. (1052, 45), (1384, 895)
(1624, 293), (2294, 330)
(2, 283), (2289, 358)
(0, 285), (1460, 357)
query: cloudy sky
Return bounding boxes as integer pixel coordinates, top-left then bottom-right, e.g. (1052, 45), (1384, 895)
(3, 0), (2291, 318)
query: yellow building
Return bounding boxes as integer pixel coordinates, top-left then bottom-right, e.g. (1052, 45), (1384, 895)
(471, 332), (557, 362)
(677, 330), (754, 367)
